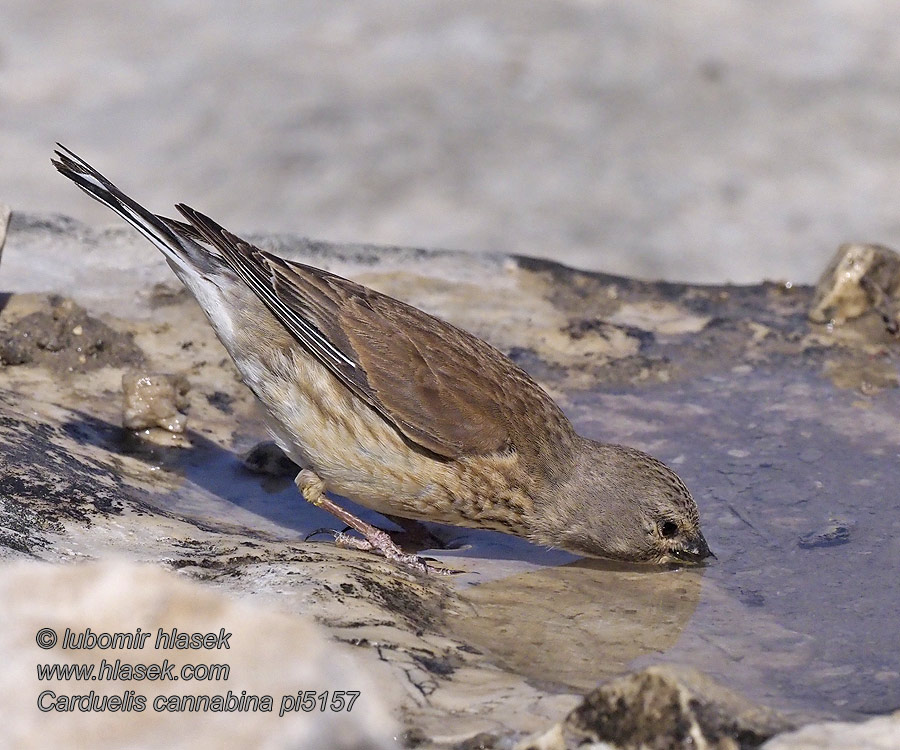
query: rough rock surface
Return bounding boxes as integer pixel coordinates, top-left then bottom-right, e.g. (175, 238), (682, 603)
(0, 295), (143, 370)
(810, 242), (900, 331)
(518, 666), (793, 750)
(762, 712), (900, 750)
(2, 213), (899, 747)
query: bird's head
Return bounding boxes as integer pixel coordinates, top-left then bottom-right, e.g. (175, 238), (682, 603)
(532, 438), (712, 565)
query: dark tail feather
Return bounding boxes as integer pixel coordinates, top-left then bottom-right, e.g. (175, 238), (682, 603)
(52, 145), (222, 276)
(158, 215), (209, 244)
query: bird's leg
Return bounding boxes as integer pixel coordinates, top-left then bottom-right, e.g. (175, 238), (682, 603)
(294, 469), (448, 574)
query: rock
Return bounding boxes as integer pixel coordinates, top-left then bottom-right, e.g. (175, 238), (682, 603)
(0, 332), (31, 365)
(762, 712), (900, 749)
(809, 243), (900, 333)
(797, 519), (852, 550)
(454, 732), (501, 749)
(517, 666), (794, 750)
(0, 559), (398, 750)
(122, 371), (191, 433)
(242, 440), (299, 477)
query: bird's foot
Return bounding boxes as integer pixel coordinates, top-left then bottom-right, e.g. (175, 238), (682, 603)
(295, 469), (458, 575)
(333, 530), (456, 576)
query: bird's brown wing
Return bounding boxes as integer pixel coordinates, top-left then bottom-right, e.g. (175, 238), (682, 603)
(175, 204), (571, 460)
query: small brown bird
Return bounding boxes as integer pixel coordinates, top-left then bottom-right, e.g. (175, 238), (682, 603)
(53, 146), (712, 571)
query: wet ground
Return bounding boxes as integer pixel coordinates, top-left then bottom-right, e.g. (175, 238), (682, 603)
(2, 213), (899, 741)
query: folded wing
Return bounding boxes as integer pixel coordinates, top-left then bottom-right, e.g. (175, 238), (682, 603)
(175, 204), (570, 461)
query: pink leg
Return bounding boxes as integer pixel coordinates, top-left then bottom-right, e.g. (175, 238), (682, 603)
(295, 469), (452, 575)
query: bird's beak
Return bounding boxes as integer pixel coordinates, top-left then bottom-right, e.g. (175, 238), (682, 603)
(673, 534), (715, 564)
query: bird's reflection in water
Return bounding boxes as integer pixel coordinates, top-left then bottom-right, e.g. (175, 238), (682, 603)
(447, 558), (705, 692)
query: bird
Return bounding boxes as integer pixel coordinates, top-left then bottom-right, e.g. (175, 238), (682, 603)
(52, 145), (712, 572)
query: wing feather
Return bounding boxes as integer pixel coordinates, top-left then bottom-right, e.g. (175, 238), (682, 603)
(174, 205), (572, 460)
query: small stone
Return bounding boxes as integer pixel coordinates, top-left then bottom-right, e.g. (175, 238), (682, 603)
(798, 448), (824, 463)
(0, 335), (32, 365)
(401, 727), (429, 748)
(242, 441), (298, 477)
(798, 519), (852, 549)
(739, 588), (766, 608)
(122, 371), (190, 433)
(809, 243), (900, 331)
(454, 732), (498, 750)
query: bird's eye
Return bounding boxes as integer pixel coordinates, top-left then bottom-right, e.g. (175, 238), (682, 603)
(660, 520), (678, 538)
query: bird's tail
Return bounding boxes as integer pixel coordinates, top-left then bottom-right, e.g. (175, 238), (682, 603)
(51, 144), (222, 276)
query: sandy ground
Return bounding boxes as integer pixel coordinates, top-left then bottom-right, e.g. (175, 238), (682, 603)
(3, 1), (900, 283)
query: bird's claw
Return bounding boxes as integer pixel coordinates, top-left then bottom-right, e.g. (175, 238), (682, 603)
(331, 531), (459, 575)
(305, 527), (342, 542)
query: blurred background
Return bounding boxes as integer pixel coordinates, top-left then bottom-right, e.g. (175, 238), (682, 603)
(4, 0), (900, 283)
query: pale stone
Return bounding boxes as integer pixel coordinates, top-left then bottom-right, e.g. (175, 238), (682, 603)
(809, 242), (900, 327)
(762, 712), (900, 750)
(122, 371), (191, 433)
(0, 559), (398, 750)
